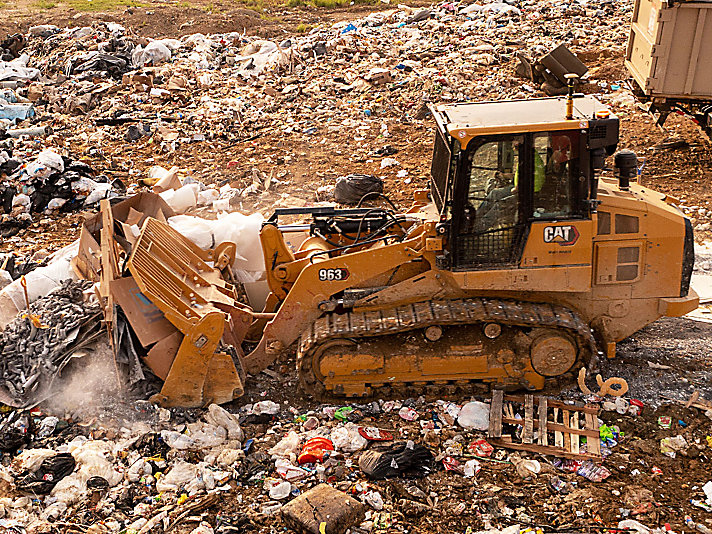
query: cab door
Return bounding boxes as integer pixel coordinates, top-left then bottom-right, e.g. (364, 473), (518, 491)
(451, 134), (529, 269)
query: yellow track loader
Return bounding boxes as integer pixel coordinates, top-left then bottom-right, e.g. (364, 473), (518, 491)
(127, 92), (698, 405)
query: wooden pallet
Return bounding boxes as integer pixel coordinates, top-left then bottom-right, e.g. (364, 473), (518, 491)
(488, 391), (601, 460)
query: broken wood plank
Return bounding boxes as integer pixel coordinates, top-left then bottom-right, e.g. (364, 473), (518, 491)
(489, 389), (503, 438)
(584, 411), (601, 456)
(538, 397), (548, 446)
(686, 390), (701, 409)
(570, 412), (580, 454)
(488, 439), (601, 461)
(554, 408), (564, 448)
(523, 395), (534, 444)
(563, 409), (571, 452)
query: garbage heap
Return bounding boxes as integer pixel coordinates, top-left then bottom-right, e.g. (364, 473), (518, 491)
(4, 0), (685, 255)
(1, 388), (711, 534)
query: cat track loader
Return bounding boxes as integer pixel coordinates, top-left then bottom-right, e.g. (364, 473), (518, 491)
(128, 91), (698, 405)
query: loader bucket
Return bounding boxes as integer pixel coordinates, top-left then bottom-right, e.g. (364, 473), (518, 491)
(127, 217), (252, 407)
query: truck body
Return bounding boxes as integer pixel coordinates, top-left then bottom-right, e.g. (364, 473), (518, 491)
(625, 0), (712, 136)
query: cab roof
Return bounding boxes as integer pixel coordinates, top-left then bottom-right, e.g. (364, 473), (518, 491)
(432, 95), (615, 148)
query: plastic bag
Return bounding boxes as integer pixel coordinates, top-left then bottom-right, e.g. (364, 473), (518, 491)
(70, 440), (123, 487)
(168, 215), (215, 250)
(275, 458), (309, 481)
(216, 448), (243, 468)
(0, 411), (33, 452)
(0, 240), (79, 328)
(15, 453), (75, 494)
(37, 149), (64, 172)
(186, 422), (227, 448)
(197, 188), (219, 206)
(458, 401), (490, 430)
(359, 441), (434, 479)
(269, 480), (291, 500)
(159, 184), (199, 214)
(252, 400), (279, 415)
(84, 182), (113, 205)
(127, 458), (152, 482)
(161, 430), (196, 450)
(156, 461), (198, 493)
(268, 431), (301, 458)
(13, 448), (56, 472)
(210, 211), (266, 273)
(205, 404), (244, 442)
(330, 423), (368, 452)
(334, 174), (383, 204)
(132, 40), (171, 67)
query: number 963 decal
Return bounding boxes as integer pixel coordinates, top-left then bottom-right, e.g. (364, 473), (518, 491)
(318, 268), (350, 281)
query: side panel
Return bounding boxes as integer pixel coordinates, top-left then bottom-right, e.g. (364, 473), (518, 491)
(520, 220), (594, 268)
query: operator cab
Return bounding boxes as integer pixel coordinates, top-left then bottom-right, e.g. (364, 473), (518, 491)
(430, 95), (619, 269)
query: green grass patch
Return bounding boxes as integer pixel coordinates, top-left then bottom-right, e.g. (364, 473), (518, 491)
(65, 0), (146, 11)
(0, 1), (6, 9)
(34, 0), (57, 8)
(295, 22), (312, 32)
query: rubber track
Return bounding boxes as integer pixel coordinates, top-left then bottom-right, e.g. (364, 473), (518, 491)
(297, 298), (597, 397)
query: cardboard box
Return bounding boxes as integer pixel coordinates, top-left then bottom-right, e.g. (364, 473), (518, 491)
(74, 193), (175, 282)
(110, 276), (178, 347)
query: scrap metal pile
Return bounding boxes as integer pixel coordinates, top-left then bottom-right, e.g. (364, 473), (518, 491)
(0, 279), (102, 407)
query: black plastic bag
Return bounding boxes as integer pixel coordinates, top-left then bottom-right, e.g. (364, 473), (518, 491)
(72, 53), (128, 78)
(0, 411), (33, 453)
(334, 174), (383, 205)
(359, 441), (434, 479)
(15, 453), (75, 494)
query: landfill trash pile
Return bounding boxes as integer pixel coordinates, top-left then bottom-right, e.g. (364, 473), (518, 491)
(0, 0), (711, 532)
(0, 384), (711, 533)
(0, 279), (103, 407)
(1, 0), (710, 260)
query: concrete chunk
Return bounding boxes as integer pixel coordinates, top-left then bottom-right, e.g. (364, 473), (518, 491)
(281, 483), (366, 534)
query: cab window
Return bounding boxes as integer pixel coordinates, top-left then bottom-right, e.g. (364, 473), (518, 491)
(532, 131), (580, 219)
(462, 136), (522, 234)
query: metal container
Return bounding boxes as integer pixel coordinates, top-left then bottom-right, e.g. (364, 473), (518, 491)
(626, 0), (712, 100)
